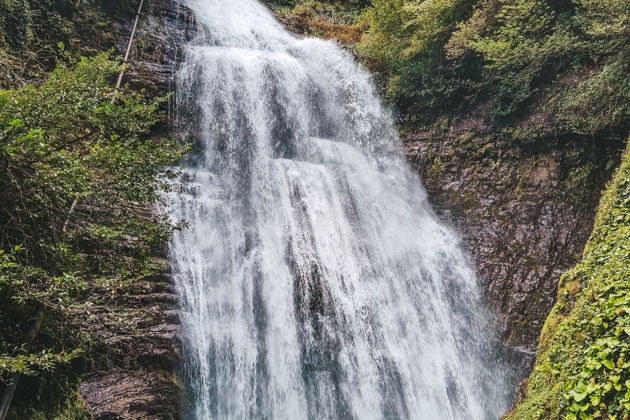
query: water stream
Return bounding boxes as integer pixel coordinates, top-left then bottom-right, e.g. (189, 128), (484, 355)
(165, 0), (513, 418)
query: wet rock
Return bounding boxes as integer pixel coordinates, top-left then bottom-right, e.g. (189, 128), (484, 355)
(80, 269), (182, 419)
(405, 127), (622, 376)
(112, 0), (196, 96)
(80, 371), (180, 420)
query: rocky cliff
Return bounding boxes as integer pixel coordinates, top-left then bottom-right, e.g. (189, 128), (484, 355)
(120, 0), (194, 95)
(405, 125), (623, 375)
(504, 139), (629, 419)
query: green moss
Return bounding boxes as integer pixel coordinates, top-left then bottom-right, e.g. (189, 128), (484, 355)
(458, 131), (476, 144)
(557, 163), (597, 193)
(428, 155), (445, 178)
(506, 140), (630, 419)
(476, 141), (494, 157)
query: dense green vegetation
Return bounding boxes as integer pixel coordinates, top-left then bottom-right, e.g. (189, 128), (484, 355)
(360, 0), (629, 131)
(504, 140), (629, 419)
(0, 0), (139, 86)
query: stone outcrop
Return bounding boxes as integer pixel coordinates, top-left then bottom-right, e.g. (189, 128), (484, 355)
(405, 125), (623, 375)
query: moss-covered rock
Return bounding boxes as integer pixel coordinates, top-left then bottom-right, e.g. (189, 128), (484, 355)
(505, 139), (630, 419)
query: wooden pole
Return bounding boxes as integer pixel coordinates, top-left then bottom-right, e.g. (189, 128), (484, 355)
(62, 197), (80, 234)
(111, 0), (146, 103)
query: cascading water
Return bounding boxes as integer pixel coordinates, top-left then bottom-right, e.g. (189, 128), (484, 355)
(165, 0), (514, 418)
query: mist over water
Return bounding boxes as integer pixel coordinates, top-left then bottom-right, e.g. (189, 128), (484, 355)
(165, 0), (514, 418)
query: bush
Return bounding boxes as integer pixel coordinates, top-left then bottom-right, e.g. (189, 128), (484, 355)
(359, 0), (476, 120)
(555, 57), (630, 134)
(0, 52), (185, 381)
(452, 0), (578, 115)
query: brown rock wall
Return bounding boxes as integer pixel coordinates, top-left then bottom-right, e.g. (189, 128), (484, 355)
(405, 128), (622, 374)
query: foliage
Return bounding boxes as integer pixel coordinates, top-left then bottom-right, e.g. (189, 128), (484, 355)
(0, 52), (180, 263)
(0, 52), (185, 381)
(451, 0), (577, 115)
(359, 0), (630, 131)
(554, 56), (630, 135)
(505, 140), (630, 419)
(0, 0), (142, 87)
(574, 0), (629, 41)
(358, 0), (410, 67)
(0, 349), (83, 377)
(0, 0), (78, 55)
(23, 391), (93, 420)
(359, 0), (477, 122)
(361, 0), (474, 65)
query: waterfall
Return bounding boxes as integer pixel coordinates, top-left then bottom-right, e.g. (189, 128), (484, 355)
(165, 0), (513, 418)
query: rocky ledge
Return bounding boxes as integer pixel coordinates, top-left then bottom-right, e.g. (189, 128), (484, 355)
(117, 0), (196, 96)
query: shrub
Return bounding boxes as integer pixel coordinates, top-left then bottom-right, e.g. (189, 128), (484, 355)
(359, 0), (629, 130)
(0, 52), (185, 380)
(359, 0), (476, 120)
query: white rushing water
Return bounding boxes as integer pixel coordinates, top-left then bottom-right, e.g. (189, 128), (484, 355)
(165, 0), (513, 418)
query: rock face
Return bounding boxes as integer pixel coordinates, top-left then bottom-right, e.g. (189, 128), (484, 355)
(79, 271), (182, 420)
(404, 126), (622, 374)
(79, 2), (194, 418)
(113, 0), (196, 95)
